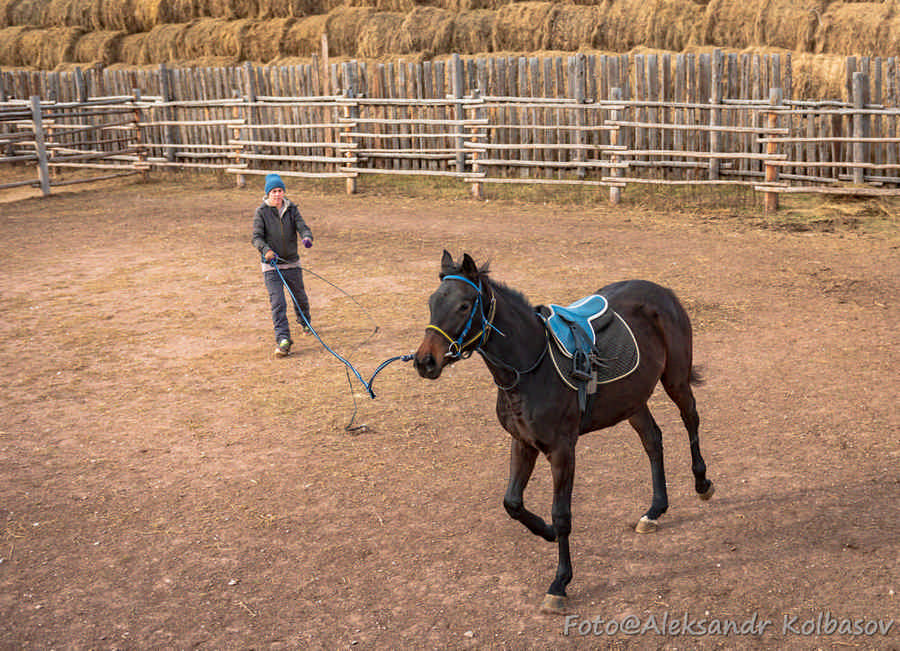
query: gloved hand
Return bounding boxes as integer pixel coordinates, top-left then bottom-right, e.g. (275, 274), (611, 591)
(302, 237), (313, 249)
(264, 250), (276, 261)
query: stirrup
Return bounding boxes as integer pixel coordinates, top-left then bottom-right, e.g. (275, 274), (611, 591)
(572, 350), (592, 381)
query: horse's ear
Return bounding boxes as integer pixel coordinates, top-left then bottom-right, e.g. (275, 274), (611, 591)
(460, 253), (479, 279)
(440, 249), (455, 277)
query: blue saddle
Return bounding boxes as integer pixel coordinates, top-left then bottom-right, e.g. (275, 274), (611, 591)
(541, 294), (612, 358)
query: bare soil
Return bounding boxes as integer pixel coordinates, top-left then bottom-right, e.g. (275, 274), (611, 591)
(1, 177), (898, 649)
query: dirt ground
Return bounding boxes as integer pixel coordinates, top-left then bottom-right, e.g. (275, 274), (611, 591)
(0, 176), (898, 650)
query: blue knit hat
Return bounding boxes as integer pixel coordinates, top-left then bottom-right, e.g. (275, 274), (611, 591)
(264, 173), (285, 196)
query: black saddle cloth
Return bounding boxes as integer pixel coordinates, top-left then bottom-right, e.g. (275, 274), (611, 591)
(539, 307), (640, 391)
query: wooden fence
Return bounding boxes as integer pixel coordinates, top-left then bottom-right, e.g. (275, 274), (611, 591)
(3, 52), (900, 207)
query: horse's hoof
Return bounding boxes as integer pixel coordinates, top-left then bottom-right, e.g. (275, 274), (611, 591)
(540, 593), (568, 615)
(635, 515), (659, 533)
(698, 481), (715, 501)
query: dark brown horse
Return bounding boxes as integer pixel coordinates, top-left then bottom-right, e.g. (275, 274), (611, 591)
(414, 251), (714, 613)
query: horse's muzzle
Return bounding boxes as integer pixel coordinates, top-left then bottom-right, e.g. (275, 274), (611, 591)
(414, 333), (448, 379)
(413, 351), (441, 379)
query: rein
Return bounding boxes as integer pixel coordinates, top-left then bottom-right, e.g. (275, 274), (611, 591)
(429, 274), (545, 390)
(268, 258), (413, 403)
(478, 343), (548, 392)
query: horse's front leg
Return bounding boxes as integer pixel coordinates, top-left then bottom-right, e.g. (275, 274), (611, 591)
(541, 442), (576, 615)
(503, 439), (556, 541)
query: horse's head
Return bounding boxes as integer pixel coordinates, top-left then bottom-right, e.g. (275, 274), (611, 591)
(414, 250), (486, 379)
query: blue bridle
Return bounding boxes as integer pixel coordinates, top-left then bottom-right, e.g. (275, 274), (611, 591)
(426, 274), (504, 358)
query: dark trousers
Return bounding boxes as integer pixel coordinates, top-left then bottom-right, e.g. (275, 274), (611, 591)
(264, 267), (310, 343)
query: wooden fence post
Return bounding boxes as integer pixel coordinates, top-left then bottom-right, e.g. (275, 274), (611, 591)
(574, 52), (586, 180)
(852, 71), (870, 185)
(343, 61), (358, 195)
(709, 49), (722, 180)
(131, 88), (150, 182)
(74, 67), (88, 102)
(159, 63), (178, 162)
(231, 90), (246, 188)
(451, 54), (466, 175)
(30, 95), (50, 197)
(470, 89), (483, 200)
(764, 87), (783, 213)
(609, 86), (623, 204)
(242, 62), (258, 158)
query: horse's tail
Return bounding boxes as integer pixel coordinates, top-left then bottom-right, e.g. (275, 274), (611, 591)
(689, 365), (705, 386)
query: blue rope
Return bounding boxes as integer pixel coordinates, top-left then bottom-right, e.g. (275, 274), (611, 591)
(268, 258), (413, 399)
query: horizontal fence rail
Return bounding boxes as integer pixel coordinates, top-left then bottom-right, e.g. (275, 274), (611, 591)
(3, 54), (900, 208)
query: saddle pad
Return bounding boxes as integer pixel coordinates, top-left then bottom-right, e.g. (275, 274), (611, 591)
(547, 311), (640, 390)
(542, 295), (612, 356)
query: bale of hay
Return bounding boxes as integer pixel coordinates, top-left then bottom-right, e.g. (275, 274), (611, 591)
(594, 0), (667, 52)
(204, 0), (259, 20)
(450, 9), (494, 54)
(256, 0), (324, 18)
(544, 4), (601, 51)
(398, 6), (454, 56)
(18, 25), (84, 67)
(588, 1), (640, 51)
(133, 0), (200, 33)
(814, 0), (893, 55)
(118, 30), (148, 64)
(141, 21), (191, 63)
(41, 0), (105, 29)
(697, 0), (760, 48)
(0, 25), (37, 65)
(240, 17), (295, 62)
(790, 50), (848, 99)
(72, 28), (125, 64)
(882, 9), (900, 54)
(319, 0), (413, 10)
(355, 11), (403, 58)
(2, 0), (48, 28)
(326, 6), (376, 56)
(281, 13), (327, 57)
(437, 0), (510, 9)
(644, 0), (703, 51)
(98, 0), (141, 33)
(492, 2), (555, 52)
(180, 17), (241, 59)
(755, 0), (826, 52)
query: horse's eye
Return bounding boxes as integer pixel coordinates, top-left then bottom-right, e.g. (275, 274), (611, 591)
(459, 302), (470, 312)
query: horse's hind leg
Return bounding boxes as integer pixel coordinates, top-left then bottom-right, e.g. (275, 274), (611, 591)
(629, 405), (668, 533)
(661, 372), (714, 500)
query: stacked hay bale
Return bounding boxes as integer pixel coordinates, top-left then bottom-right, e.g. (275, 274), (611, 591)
(700, 0), (826, 51)
(491, 2), (555, 52)
(282, 13), (329, 57)
(19, 24), (83, 67)
(118, 31), (148, 65)
(356, 11), (403, 57)
(0, 25), (36, 66)
(598, 0), (702, 52)
(326, 6), (378, 55)
(398, 6), (454, 56)
(0, 0), (898, 72)
(449, 9), (494, 54)
(543, 4), (602, 52)
(72, 29), (126, 65)
(814, 0), (896, 55)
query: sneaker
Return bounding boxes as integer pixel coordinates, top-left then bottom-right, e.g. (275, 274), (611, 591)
(274, 338), (292, 357)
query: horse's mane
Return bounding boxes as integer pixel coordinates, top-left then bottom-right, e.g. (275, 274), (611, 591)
(475, 261), (534, 311)
(442, 255), (534, 311)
